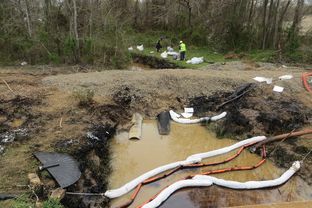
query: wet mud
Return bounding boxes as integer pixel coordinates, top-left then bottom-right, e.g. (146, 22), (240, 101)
(109, 121), (312, 208)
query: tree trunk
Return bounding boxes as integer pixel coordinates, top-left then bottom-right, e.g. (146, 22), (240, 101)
(291, 0), (304, 36)
(73, 0), (80, 61)
(24, 0), (32, 38)
(262, 0), (268, 49)
(272, 0), (280, 48)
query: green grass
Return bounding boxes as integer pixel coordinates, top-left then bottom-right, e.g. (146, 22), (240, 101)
(246, 50), (276, 62)
(132, 46), (226, 69)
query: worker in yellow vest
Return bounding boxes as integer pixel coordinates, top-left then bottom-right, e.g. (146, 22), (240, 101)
(179, 40), (186, 61)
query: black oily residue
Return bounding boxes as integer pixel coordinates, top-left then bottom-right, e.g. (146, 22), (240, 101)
(60, 124), (116, 208)
(131, 53), (182, 69)
(189, 83), (311, 137)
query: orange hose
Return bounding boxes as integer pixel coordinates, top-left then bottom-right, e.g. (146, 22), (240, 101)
(138, 146), (266, 208)
(302, 72), (312, 93)
(115, 142), (257, 208)
(137, 145), (267, 208)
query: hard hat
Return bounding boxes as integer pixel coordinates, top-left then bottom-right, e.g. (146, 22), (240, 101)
(180, 41), (183, 43)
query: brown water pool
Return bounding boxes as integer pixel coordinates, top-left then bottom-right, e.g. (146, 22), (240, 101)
(109, 120), (312, 208)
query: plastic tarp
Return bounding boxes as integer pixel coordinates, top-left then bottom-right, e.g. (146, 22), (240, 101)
(167, 52), (179, 56)
(186, 57), (204, 64)
(137, 45), (144, 51)
(104, 136), (267, 198)
(279, 75), (293, 80)
(169, 110), (227, 124)
(142, 161), (300, 208)
(273, 85), (284, 93)
(161, 51), (168, 59)
(253, 77), (273, 84)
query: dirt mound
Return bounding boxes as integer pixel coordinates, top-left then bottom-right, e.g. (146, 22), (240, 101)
(190, 83), (311, 137)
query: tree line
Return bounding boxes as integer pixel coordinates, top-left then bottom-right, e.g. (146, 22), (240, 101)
(0, 0), (311, 66)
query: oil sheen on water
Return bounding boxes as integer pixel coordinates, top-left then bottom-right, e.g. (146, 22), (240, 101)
(109, 120), (312, 207)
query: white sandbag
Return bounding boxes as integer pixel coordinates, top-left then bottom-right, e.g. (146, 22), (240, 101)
(186, 57), (204, 64)
(128, 47), (133, 51)
(142, 180), (213, 208)
(195, 161), (300, 189)
(253, 77), (272, 84)
(169, 110), (226, 124)
(137, 45), (144, 51)
(169, 111), (181, 118)
(210, 112), (227, 121)
(144, 161), (300, 208)
(186, 136), (266, 162)
(104, 159), (200, 198)
(105, 135), (265, 199)
(161, 51), (168, 59)
(181, 112), (193, 118)
(273, 85), (284, 93)
(167, 51), (179, 56)
(184, 108), (194, 113)
(279, 75), (293, 80)
(167, 46), (174, 52)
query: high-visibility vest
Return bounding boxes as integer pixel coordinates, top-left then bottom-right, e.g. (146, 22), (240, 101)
(180, 43), (186, 52)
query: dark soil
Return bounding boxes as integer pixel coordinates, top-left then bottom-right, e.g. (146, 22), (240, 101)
(56, 89), (134, 208)
(189, 84), (312, 184)
(190, 83), (311, 137)
(131, 53), (182, 69)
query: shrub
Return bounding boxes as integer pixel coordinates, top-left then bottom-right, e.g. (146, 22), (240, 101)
(73, 88), (95, 107)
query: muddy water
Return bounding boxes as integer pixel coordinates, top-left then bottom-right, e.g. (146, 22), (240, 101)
(109, 121), (312, 208)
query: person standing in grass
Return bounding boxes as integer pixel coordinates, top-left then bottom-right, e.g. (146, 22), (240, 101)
(156, 39), (162, 52)
(179, 40), (186, 61)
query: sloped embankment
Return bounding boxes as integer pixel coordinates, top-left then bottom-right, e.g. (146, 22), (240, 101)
(189, 83), (312, 184)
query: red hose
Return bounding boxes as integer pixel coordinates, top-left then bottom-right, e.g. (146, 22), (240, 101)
(115, 143), (266, 208)
(138, 145), (267, 208)
(302, 72), (312, 93)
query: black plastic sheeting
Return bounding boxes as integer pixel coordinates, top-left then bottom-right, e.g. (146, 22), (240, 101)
(157, 111), (170, 135)
(0, 194), (16, 201)
(34, 152), (81, 188)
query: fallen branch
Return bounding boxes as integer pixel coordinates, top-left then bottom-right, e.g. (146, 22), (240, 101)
(59, 117), (63, 128)
(2, 79), (16, 96)
(253, 129), (312, 150)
